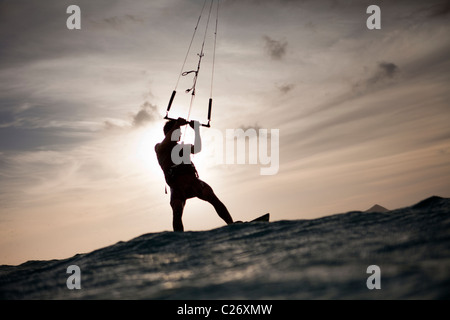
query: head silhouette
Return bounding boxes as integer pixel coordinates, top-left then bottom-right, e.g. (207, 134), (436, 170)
(163, 119), (177, 136)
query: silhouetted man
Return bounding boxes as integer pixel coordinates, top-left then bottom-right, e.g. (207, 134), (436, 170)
(155, 117), (234, 231)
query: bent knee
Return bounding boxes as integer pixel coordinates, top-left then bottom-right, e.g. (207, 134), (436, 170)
(198, 181), (215, 198)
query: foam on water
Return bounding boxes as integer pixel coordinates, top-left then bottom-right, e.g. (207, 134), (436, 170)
(1, 196), (449, 299)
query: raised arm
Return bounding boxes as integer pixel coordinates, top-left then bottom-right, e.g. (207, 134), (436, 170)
(190, 120), (202, 154)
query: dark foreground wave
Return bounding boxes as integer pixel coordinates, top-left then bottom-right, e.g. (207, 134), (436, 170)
(1, 196), (450, 299)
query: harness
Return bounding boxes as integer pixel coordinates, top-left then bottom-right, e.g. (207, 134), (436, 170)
(164, 163), (199, 193)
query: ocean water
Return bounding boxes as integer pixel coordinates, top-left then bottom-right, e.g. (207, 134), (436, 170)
(1, 196), (449, 300)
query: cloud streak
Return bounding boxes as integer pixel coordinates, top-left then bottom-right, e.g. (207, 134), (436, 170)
(132, 102), (159, 127)
(367, 62), (400, 85)
(263, 35), (288, 60)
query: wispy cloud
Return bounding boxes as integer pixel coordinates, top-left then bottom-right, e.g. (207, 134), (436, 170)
(96, 14), (144, 29)
(366, 62), (400, 86)
(263, 35), (288, 60)
(132, 101), (159, 127)
(277, 83), (295, 94)
(104, 100), (161, 131)
(351, 61), (400, 94)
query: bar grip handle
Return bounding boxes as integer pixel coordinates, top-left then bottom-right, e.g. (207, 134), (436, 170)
(167, 90), (176, 112)
(164, 116), (210, 128)
(208, 98), (212, 121)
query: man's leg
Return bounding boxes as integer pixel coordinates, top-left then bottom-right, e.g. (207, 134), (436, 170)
(170, 191), (186, 232)
(197, 180), (233, 225)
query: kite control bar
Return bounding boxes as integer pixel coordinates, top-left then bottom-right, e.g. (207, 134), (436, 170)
(164, 90), (212, 128)
(164, 0), (219, 131)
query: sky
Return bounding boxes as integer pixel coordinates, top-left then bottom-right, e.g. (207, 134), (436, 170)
(1, 0), (449, 265)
